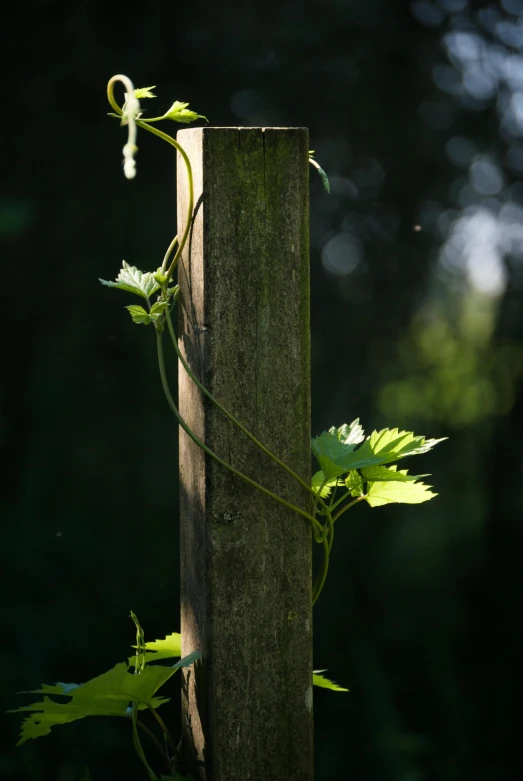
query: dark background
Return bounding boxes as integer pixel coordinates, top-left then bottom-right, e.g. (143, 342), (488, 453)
(2, 0), (523, 779)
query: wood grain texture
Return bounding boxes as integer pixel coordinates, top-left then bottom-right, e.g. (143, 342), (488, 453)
(177, 127), (312, 781)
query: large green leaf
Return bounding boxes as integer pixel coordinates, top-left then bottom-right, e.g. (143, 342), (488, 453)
(9, 662), (172, 745)
(99, 262), (161, 300)
(362, 466), (437, 507)
(313, 670), (348, 692)
(313, 425), (445, 477)
(10, 650), (200, 746)
(352, 428), (446, 470)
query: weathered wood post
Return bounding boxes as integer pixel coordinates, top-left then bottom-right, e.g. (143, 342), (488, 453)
(177, 127), (312, 781)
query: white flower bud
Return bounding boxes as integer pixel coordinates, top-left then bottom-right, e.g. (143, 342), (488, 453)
(124, 159), (136, 179)
(122, 143), (137, 179)
(110, 76), (141, 179)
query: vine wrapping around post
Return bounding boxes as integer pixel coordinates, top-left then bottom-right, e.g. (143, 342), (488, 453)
(156, 329), (324, 538)
(101, 75), (446, 608)
(107, 76), (333, 599)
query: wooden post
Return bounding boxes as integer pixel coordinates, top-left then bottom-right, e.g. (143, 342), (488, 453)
(177, 127), (312, 781)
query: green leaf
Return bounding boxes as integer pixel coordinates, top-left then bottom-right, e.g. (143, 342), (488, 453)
(150, 301), (169, 317)
(309, 153), (331, 193)
(311, 420), (364, 480)
(133, 86), (156, 99)
(345, 470), (364, 497)
(317, 166), (330, 193)
(360, 465), (428, 483)
(334, 419), (365, 447)
(311, 431), (351, 480)
(313, 424), (446, 477)
(99, 262), (161, 299)
(311, 470), (339, 498)
(128, 635), (202, 674)
(362, 466), (437, 507)
(125, 305), (152, 325)
(9, 662), (175, 746)
(162, 101), (208, 124)
(172, 650), (201, 670)
(21, 682), (81, 696)
(313, 670), (348, 692)
(348, 428), (447, 471)
(129, 632), (181, 668)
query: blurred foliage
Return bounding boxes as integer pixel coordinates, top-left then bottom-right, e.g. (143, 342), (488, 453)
(379, 291), (523, 426)
(2, 0), (523, 780)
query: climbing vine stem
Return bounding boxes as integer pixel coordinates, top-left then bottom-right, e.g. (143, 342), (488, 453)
(156, 329), (324, 538)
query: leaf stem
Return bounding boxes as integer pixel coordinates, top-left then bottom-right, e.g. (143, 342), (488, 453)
(332, 495), (366, 523)
(163, 311), (334, 602)
(161, 234), (179, 275)
(312, 535), (330, 605)
(147, 704), (178, 760)
(328, 488), (353, 514)
(135, 120), (193, 283)
(311, 478), (327, 540)
(132, 718), (171, 771)
(131, 704), (158, 781)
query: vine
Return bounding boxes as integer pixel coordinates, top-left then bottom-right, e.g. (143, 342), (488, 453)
(9, 75), (445, 780)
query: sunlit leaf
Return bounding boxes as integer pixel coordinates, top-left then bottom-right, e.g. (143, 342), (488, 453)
(150, 301), (169, 317)
(363, 466), (437, 507)
(99, 262), (161, 299)
(10, 646), (201, 747)
(9, 662), (174, 745)
(334, 419), (365, 447)
(313, 425), (446, 477)
(128, 631), (182, 667)
(125, 305), (152, 325)
(355, 428), (446, 468)
(311, 470), (339, 497)
(360, 465), (427, 483)
(313, 670), (348, 692)
(162, 101), (208, 124)
(133, 87), (157, 99)
(345, 470), (364, 497)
